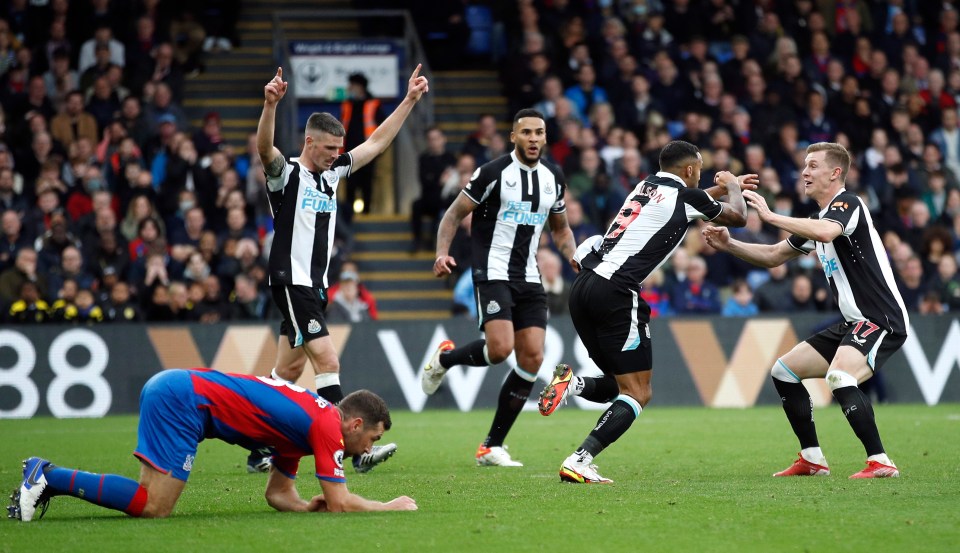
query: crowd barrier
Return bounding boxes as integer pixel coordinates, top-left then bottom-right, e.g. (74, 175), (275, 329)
(1, 314), (958, 418)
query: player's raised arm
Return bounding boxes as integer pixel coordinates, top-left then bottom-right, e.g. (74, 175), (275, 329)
(257, 67), (287, 178)
(349, 63), (430, 171)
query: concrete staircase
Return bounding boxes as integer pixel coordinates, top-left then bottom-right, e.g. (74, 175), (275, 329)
(182, 0), (358, 148)
(431, 70), (510, 152)
(350, 214), (451, 320)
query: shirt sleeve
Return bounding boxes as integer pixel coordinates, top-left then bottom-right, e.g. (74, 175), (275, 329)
(310, 415), (347, 483)
(332, 152), (353, 179)
(681, 188), (723, 221)
(551, 178), (567, 214)
(462, 166), (493, 204)
(819, 192), (861, 237)
(786, 233), (815, 253)
(265, 159), (296, 193)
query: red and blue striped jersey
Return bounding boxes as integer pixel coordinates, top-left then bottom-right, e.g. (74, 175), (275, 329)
(186, 369), (346, 483)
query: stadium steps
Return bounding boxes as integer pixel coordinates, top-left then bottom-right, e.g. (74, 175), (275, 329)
(181, 0), (358, 151)
(350, 214), (452, 320)
(430, 70), (509, 152)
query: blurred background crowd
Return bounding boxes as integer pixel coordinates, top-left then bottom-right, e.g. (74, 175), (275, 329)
(1, 0), (959, 326)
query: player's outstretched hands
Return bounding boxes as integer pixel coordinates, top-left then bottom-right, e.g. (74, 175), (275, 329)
(385, 496), (418, 511)
(434, 255), (456, 277)
(702, 226), (731, 251)
(743, 190), (772, 221)
(406, 64), (430, 102)
(265, 67), (288, 105)
(737, 173), (759, 191)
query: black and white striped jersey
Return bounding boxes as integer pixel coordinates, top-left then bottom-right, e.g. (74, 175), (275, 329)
(265, 153), (353, 289)
(463, 151), (566, 283)
(787, 190), (909, 335)
(580, 172), (722, 290)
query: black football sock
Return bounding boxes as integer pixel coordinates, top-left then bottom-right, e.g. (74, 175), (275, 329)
(441, 339), (488, 368)
(578, 375), (619, 403)
(580, 396), (641, 457)
(482, 369), (535, 447)
(832, 385), (885, 456)
(318, 385), (344, 404)
(772, 377), (819, 449)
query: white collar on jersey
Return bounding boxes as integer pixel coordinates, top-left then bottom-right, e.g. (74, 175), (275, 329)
(511, 150), (540, 172)
(655, 171), (687, 186)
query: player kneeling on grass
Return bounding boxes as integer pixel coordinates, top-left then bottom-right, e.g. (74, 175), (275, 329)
(8, 369), (417, 522)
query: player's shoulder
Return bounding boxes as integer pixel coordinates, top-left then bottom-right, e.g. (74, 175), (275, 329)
(484, 153), (515, 173)
(536, 157), (565, 180)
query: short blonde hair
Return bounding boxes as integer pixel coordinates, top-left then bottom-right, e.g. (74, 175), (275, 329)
(807, 142), (851, 181)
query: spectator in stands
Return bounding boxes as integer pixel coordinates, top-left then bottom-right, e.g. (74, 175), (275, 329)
(144, 83), (187, 132)
(326, 269), (372, 324)
(46, 244), (94, 298)
(79, 41), (114, 94)
(579, 172), (621, 229)
(70, 288), (104, 324)
(117, 95), (150, 151)
(670, 255), (721, 315)
(78, 25), (124, 75)
(537, 247), (569, 316)
(103, 279), (141, 322)
(34, 209), (79, 272)
(565, 64), (608, 125)
(0, 209), (27, 270)
(461, 113), (499, 166)
(127, 215), (164, 263)
(229, 272), (268, 320)
(754, 263), (793, 312)
(42, 47), (77, 109)
(194, 273), (230, 323)
(0, 166), (25, 214)
(193, 111), (225, 157)
(411, 126), (455, 253)
(48, 277), (78, 322)
(787, 273), (819, 312)
(50, 91), (97, 150)
(932, 254), (960, 311)
(327, 260), (378, 320)
(339, 72), (384, 218)
(166, 280), (196, 321)
(120, 195), (161, 243)
(896, 254), (928, 312)
(6, 280), (48, 324)
(723, 279), (759, 317)
(0, 246), (45, 303)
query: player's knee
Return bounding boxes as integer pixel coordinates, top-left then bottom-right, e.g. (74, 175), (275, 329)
(825, 368), (858, 391)
(486, 344), (512, 365)
(517, 353), (543, 372)
(770, 358), (801, 383)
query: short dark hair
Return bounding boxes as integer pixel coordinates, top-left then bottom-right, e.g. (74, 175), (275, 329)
(340, 389), (392, 431)
(513, 108), (544, 123)
(306, 112), (345, 137)
(658, 140), (700, 169)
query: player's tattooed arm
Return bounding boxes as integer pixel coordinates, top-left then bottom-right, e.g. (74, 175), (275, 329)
(264, 154), (285, 178)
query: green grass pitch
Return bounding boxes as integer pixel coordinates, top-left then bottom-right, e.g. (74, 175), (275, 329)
(2, 405), (959, 552)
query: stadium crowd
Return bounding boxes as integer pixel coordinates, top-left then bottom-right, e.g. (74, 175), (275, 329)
(2, 0), (960, 326)
(414, 0), (960, 319)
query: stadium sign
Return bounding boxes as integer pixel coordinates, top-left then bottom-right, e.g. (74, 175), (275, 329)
(0, 316), (958, 418)
(288, 40), (401, 100)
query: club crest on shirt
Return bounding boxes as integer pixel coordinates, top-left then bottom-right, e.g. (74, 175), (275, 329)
(831, 201), (848, 211)
(334, 449), (344, 469)
(543, 183), (554, 195)
(308, 319), (322, 334)
(323, 170), (340, 187)
(486, 300), (501, 314)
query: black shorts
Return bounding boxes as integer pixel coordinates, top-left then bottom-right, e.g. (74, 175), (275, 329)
(475, 280), (547, 331)
(569, 270), (652, 376)
(271, 285), (330, 347)
(805, 320), (907, 372)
